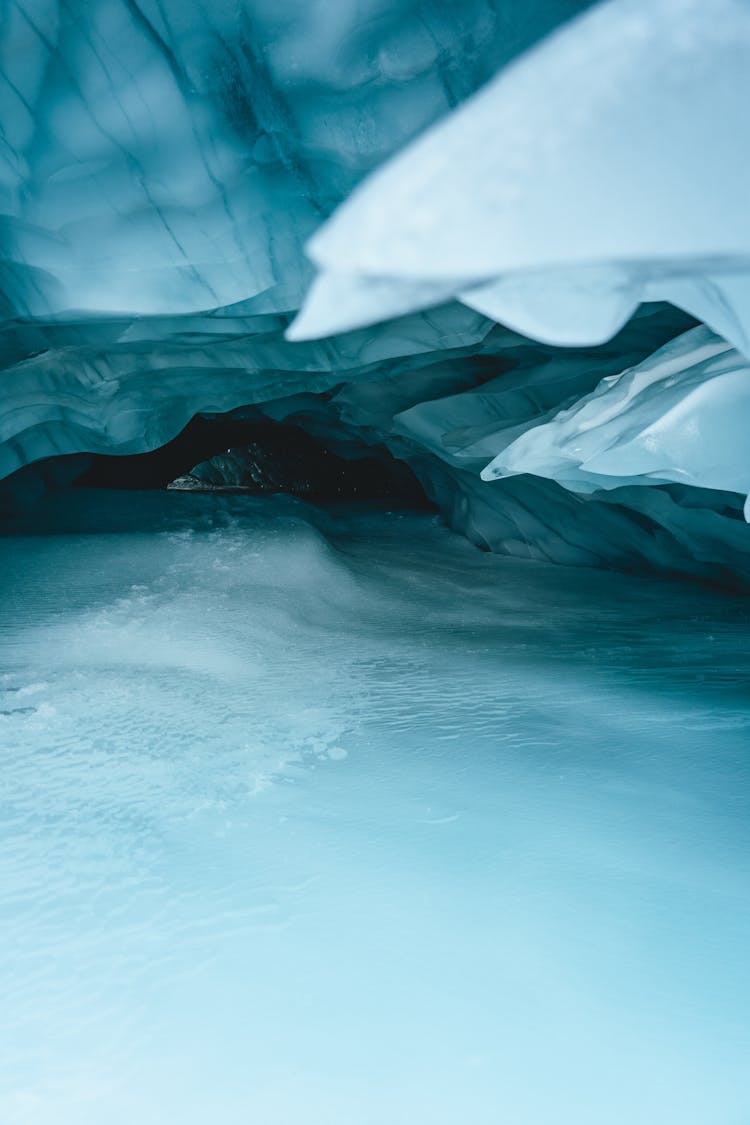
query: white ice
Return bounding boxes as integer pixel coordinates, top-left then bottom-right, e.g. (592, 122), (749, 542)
(481, 326), (750, 512)
(290, 0), (750, 353)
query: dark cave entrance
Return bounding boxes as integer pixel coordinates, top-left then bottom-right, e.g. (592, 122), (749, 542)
(76, 414), (433, 507)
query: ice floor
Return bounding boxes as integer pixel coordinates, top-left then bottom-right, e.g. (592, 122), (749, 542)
(1, 490), (749, 1125)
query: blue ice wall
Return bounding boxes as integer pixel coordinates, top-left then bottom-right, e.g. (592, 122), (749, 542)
(2, 0), (750, 584)
(2, 0), (589, 319)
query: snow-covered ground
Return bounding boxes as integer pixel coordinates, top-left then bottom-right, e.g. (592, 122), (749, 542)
(1, 491), (748, 1124)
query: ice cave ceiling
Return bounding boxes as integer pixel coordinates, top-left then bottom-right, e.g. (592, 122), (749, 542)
(2, 0), (750, 586)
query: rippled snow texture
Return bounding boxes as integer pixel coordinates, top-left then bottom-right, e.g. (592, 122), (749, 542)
(1, 492), (749, 1124)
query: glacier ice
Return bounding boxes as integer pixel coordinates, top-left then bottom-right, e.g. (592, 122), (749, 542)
(2, 490), (750, 1124)
(290, 0), (750, 350)
(1, 0), (582, 319)
(2, 0), (750, 586)
(3, 3), (750, 1120)
(482, 327), (750, 502)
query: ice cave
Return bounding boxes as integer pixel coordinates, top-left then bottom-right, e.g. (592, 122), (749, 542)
(1, 1), (749, 1122)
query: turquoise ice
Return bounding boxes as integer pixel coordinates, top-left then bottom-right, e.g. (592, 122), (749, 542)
(1, 492), (749, 1124)
(2, 0), (750, 579)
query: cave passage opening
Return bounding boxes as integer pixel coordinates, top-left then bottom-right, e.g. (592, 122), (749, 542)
(75, 413), (433, 508)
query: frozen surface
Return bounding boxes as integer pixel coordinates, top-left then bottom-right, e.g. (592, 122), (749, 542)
(292, 0), (750, 351)
(1, 491), (749, 1124)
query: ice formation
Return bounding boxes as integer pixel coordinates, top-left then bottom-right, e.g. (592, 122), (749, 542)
(3, 6), (750, 1119)
(2, 0), (750, 583)
(290, 0), (750, 351)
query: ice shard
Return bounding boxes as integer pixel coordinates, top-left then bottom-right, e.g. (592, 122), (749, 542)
(482, 327), (750, 504)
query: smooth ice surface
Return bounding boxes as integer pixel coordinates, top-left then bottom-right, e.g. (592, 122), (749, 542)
(1, 491), (749, 1124)
(291, 0), (750, 349)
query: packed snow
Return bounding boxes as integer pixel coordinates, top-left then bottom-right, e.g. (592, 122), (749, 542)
(1, 492), (748, 1124)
